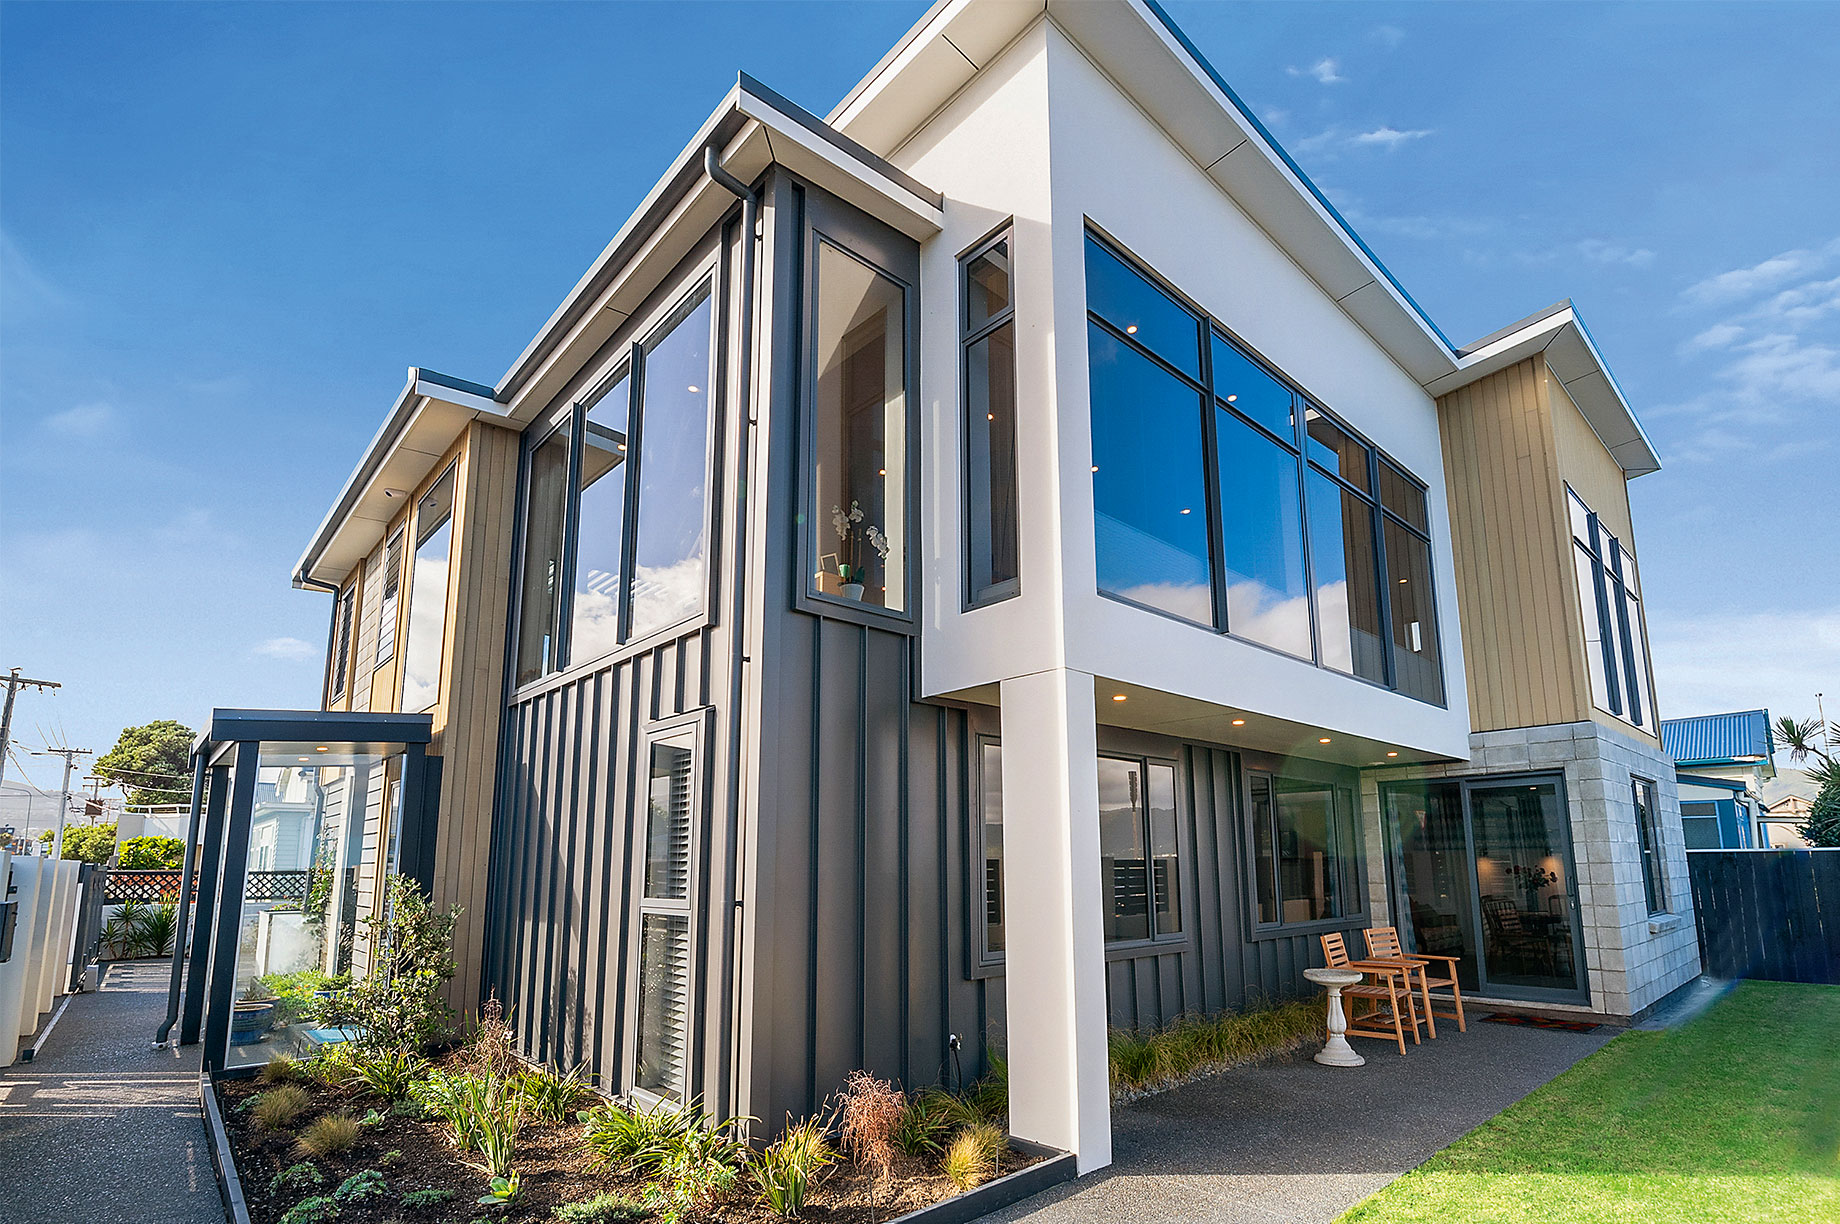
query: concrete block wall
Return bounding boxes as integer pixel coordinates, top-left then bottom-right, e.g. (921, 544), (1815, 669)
(1360, 719), (1701, 1020)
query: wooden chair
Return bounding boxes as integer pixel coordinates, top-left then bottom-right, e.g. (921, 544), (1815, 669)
(1318, 932), (1415, 1055)
(1364, 925), (1466, 1037)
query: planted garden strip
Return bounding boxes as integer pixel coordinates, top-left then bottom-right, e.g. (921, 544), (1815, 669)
(201, 1069), (256, 1224)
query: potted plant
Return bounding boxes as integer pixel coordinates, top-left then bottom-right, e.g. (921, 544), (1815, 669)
(830, 500), (893, 600)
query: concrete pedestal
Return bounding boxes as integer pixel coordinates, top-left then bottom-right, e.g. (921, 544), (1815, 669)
(1305, 966), (1367, 1067)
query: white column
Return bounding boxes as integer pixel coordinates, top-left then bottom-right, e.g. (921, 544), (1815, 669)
(998, 668), (1111, 1173)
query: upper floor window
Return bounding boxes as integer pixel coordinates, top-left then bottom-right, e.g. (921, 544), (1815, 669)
(373, 528), (405, 668)
(810, 239), (908, 611)
(1569, 487), (1653, 728)
(513, 275), (717, 688)
(962, 230), (1020, 607)
(328, 583), (356, 701)
(400, 462), (455, 712)
(1084, 228), (1444, 705)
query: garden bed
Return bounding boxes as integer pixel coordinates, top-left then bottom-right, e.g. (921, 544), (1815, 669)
(215, 1057), (1043, 1224)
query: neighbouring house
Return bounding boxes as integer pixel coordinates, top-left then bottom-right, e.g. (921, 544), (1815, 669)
(245, 0), (1699, 1174)
(1661, 709), (1775, 848)
(1760, 767), (1818, 848)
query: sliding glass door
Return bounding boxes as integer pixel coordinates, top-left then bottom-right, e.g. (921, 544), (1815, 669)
(1383, 775), (1587, 1004)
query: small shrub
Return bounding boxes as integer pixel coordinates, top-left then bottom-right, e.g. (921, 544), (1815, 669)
(330, 874), (459, 1055)
(333, 1170), (388, 1205)
(391, 1096), (428, 1121)
(277, 1195), (341, 1224)
(893, 1088), (977, 1158)
(378, 1149), (404, 1169)
(118, 834), (185, 869)
(836, 1071), (903, 1179)
(552, 1192), (647, 1222)
(516, 1062), (592, 1125)
(260, 1056), (303, 1085)
(751, 1117), (835, 1218)
(343, 1046), (428, 1100)
(579, 1097), (699, 1173)
(477, 1170), (520, 1207)
(400, 1187), (455, 1210)
(966, 1050), (1008, 1122)
(416, 1070), (520, 1172)
(268, 1162), (324, 1196)
(308, 1044), (357, 1088)
(942, 1122), (1005, 1190)
(252, 1084), (313, 1131)
(297, 1113), (362, 1159)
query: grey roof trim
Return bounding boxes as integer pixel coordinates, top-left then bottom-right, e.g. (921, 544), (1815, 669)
(1456, 299), (1575, 358)
(196, 708), (435, 756)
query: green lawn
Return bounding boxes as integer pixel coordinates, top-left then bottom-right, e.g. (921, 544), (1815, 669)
(1338, 980), (1840, 1224)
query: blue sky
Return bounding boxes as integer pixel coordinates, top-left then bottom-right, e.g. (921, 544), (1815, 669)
(3, 1), (1836, 779)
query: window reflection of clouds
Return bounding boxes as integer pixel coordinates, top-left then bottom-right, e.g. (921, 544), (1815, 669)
(630, 290), (712, 639)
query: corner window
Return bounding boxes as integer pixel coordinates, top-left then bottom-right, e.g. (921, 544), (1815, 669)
(373, 529), (405, 668)
(1083, 227), (1444, 703)
(1250, 771), (1359, 928)
(972, 743), (1184, 960)
(1633, 777), (1666, 913)
(400, 463), (456, 712)
(1570, 487), (1654, 728)
(328, 584), (356, 701)
(810, 239), (908, 611)
(511, 274), (717, 688)
(963, 231), (1020, 607)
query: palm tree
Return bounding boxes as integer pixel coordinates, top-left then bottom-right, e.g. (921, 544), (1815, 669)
(1773, 715), (1837, 788)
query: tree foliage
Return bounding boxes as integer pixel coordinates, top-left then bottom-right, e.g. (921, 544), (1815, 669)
(95, 720), (196, 806)
(324, 874), (459, 1053)
(1773, 715), (1837, 789)
(1798, 776), (1840, 849)
(118, 835), (186, 869)
(37, 821), (118, 863)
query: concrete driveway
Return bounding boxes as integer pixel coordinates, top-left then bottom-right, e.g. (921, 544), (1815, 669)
(984, 1017), (1616, 1224)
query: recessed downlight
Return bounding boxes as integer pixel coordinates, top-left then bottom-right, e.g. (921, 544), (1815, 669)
(1112, 694), (1128, 703)
(1125, 324), (1139, 334)
(1386, 751), (1398, 758)
(1319, 737), (1332, 744)
(316, 746), (329, 752)
(1231, 718), (1246, 726)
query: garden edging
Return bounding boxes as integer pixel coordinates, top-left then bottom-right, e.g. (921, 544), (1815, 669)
(886, 1140), (1076, 1224)
(201, 1070), (255, 1224)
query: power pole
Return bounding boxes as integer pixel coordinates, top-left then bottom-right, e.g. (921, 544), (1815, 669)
(0, 668), (61, 790)
(33, 746), (91, 859)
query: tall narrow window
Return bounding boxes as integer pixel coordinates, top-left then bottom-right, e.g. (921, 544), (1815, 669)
(1381, 467), (1443, 704)
(1250, 772), (1357, 927)
(963, 233), (1020, 606)
(1096, 755), (1183, 944)
(635, 736), (696, 1100)
(1632, 777), (1666, 913)
(1306, 466), (1385, 683)
(979, 739), (1004, 959)
(373, 529), (405, 668)
(1570, 487), (1653, 728)
(515, 430), (570, 688)
(571, 370), (629, 664)
(329, 584), (356, 700)
(1213, 334), (1309, 657)
(399, 464), (455, 712)
(630, 286), (714, 639)
(812, 240), (908, 611)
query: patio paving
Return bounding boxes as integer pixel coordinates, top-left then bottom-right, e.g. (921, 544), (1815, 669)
(983, 1014), (1617, 1224)
(0, 960), (225, 1224)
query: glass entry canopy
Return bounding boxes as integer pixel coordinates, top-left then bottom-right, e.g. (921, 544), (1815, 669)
(1383, 775), (1587, 1004)
(166, 710), (436, 1074)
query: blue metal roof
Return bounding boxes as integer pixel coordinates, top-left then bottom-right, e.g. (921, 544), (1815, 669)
(1661, 710), (1774, 766)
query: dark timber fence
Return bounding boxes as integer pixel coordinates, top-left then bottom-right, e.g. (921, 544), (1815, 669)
(1687, 849), (1840, 984)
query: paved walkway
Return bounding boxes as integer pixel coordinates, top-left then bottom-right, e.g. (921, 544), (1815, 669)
(0, 960), (225, 1224)
(985, 1015), (1617, 1224)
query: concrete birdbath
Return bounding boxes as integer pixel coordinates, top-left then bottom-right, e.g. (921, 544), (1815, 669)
(1304, 966), (1367, 1067)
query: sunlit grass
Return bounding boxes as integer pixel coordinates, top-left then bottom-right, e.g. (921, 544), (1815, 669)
(1338, 980), (1840, 1224)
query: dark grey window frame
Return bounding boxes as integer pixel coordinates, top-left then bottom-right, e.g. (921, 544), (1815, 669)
(793, 184), (922, 632)
(1632, 775), (1667, 915)
(399, 459), (458, 715)
(968, 738), (1192, 975)
(1083, 224), (1446, 707)
(328, 583), (357, 701)
(1568, 485), (1650, 728)
(960, 221), (1021, 610)
(508, 253), (727, 699)
(373, 527), (405, 670)
(623, 704), (714, 1106)
(1244, 766), (1366, 939)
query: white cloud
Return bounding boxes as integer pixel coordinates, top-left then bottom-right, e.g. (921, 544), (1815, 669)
(1287, 57), (1344, 85)
(1684, 322), (1744, 352)
(43, 402), (121, 440)
(253, 637), (318, 662)
(1681, 239), (1840, 306)
(1349, 126), (1433, 150)
(1576, 239), (1655, 268)
(1649, 608), (1840, 728)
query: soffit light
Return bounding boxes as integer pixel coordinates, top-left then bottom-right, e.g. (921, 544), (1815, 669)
(1112, 694), (1128, 702)
(1319, 737), (1332, 744)
(1231, 718), (1246, 726)
(1387, 751), (1398, 757)
(1125, 324), (1138, 334)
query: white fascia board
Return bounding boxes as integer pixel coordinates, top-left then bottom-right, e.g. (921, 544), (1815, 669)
(1429, 304), (1661, 476)
(293, 371), (515, 589)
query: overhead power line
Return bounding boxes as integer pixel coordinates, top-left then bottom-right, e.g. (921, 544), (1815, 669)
(0, 668), (61, 791)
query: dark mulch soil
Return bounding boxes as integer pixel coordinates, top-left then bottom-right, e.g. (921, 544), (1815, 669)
(218, 1072), (1036, 1224)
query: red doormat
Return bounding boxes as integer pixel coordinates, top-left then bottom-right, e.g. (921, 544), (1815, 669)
(1483, 1012), (1599, 1033)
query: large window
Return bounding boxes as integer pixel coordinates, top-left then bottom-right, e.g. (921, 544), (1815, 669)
(373, 529), (405, 668)
(1084, 229), (1444, 703)
(512, 276), (717, 687)
(973, 743), (1184, 958)
(1249, 772), (1359, 928)
(634, 730), (697, 1101)
(963, 230), (1020, 607)
(400, 463), (456, 712)
(810, 240), (908, 611)
(1569, 488), (1654, 728)
(1633, 777), (1667, 914)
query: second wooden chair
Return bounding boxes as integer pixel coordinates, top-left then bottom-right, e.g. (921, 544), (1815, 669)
(1364, 925), (1466, 1037)
(1318, 931), (1417, 1055)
